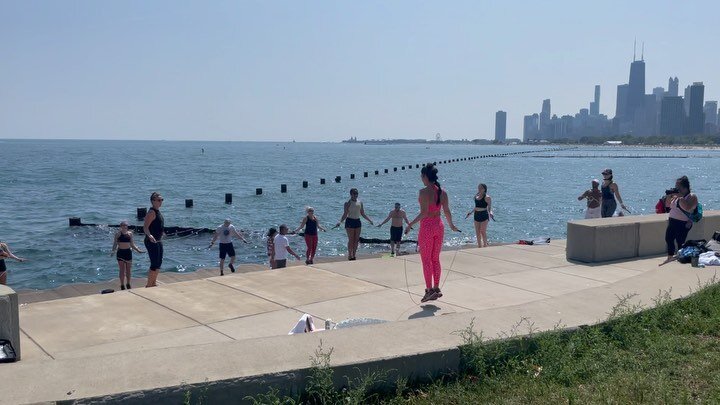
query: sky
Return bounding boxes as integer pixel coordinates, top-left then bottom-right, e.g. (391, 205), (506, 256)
(2, 0), (719, 141)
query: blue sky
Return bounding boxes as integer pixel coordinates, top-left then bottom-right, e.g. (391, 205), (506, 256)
(2, 0), (718, 141)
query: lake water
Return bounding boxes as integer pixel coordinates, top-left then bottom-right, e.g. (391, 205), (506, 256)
(1, 139), (718, 290)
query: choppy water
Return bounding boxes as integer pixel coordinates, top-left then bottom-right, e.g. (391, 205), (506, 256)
(1, 139), (718, 290)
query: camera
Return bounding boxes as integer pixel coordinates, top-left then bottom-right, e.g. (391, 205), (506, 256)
(665, 188), (679, 195)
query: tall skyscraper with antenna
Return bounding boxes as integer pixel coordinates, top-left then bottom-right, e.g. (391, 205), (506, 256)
(626, 41), (646, 120)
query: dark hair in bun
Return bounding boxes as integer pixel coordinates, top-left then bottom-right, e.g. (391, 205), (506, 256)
(421, 163), (442, 205)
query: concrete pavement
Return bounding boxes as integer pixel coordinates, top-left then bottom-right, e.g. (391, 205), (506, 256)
(1, 239), (718, 404)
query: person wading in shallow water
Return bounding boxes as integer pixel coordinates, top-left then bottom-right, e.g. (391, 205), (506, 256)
(293, 207), (326, 265)
(405, 163), (460, 303)
(143, 192), (165, 288)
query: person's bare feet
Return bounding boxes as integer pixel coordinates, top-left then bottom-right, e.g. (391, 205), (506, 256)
(659, 256), (675, 266)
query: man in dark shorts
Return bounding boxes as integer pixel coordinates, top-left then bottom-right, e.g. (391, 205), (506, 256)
(209, 219), (248, 275)
(377, 202), (410, 257)
(143, 192), (164, 287)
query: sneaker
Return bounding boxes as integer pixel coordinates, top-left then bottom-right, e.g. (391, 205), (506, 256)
(433, 287), (443, 299)
(220, 270), (224, 276)
(120, 284), (126, 290)
(305, 260), (310, 265)
(126, 283), (131, 290)
(229, 263), (235, 273)
(420, 289), (433, 303)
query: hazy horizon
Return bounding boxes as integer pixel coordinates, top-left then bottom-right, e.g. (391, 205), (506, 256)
(3, 1), (718, 141)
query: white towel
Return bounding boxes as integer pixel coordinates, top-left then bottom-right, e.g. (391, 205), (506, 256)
(288, 313), (315, 335)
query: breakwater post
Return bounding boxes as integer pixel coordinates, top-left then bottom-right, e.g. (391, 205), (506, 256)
(69, 217), (82, 226)
(185, 199), (193, 208)
(281, 184), (287, 193)
(136, 208), (147, 220)
(320, 178), (326, 185)
(256, 188), (263, 195)
(225, 193), (232, 204)
(302, 181), (308, 188)
(335, 176), (341, 183)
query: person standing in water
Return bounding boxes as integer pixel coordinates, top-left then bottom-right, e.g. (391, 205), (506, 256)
(405, 164), (460, 302)
(600, 169), (628, 217)
(0, 241), (26, 285)
(377, 202), (410, 256)
(334, 188), (374, 261)
(143, 192), (165, 288)
(110, 221), (144, 290)
(209, 219), (248, 276)
(293, 207), (326, 265)
(465, 183), (493, 247)
(578, 179), (602, 219)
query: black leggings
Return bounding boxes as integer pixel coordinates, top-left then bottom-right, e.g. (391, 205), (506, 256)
(665, 218), (691, 256)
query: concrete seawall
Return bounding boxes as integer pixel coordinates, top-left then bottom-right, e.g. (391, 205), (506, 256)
(1, 236), (719, 404)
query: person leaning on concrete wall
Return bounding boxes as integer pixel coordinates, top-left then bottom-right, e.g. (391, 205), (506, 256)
(661, 176), (698, 265)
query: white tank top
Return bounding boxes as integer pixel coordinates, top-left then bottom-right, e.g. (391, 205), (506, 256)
(347, 200), (362, 219)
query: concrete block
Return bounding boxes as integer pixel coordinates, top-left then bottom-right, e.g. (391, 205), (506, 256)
(636, 215), (669, 257)
(0, 285), (20, 360)
(567, 217), (638, 262)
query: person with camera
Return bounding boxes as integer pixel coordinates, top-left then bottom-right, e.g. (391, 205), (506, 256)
(661, 176), (698, 265)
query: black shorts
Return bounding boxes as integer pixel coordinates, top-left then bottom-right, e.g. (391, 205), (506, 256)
(474, 210), (489, 222)
(219, 242), (235, 259)
(345, 218), (362, 229)
(0, 259), (6, 274)
(390, 226), (403, 242)
(275, 259), (287, 268)
(144, 239), (163, 270)
(116, 248), (132, 262)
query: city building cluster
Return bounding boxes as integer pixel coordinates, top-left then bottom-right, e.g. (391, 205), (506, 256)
(494, 45), (718, 143)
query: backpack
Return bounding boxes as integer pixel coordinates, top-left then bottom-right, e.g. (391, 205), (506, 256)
(679, 198), (702, 223)
(655, 199), (666, 214)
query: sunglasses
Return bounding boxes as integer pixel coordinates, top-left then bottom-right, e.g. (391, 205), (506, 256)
(154, 198), (164, 201)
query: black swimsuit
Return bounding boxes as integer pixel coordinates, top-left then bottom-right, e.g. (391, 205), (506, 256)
(117, 232), (132, 262)
(474, 196), (489, 222)
(144, 207), (165, 269)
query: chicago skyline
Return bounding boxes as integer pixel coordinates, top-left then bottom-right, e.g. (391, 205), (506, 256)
(522, 48), (718, 142)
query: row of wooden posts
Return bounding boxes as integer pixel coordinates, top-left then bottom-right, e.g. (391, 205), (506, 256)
(131, 148), (569, 220)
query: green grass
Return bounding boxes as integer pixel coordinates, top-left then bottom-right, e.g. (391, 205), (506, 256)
(251, 281), (720, 404)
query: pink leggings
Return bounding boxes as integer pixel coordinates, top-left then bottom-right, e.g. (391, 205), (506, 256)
(304, 234), (318, 260)
(418, 218), (444, 289)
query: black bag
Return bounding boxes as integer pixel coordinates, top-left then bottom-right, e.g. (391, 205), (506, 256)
(0, 339), (17, 363)
(682, 239), (708, 250)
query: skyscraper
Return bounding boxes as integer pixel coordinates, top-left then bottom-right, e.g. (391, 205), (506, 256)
(684, 85), (691, 115)
(687, 82), (705, 135)
(540, 99), (551, 125)
(590, 85), (600, 116)
(523, 114), (539, 142)
(616, 84), (629, 119)
(626, 46), (646, 120)
(660, 96), (684, 136)
(703, 101), (717, 125)
(495, 111), (507, 142)
(668, 77), (679, 97)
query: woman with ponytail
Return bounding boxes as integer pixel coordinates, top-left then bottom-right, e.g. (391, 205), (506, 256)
(405, 163), (460, 302)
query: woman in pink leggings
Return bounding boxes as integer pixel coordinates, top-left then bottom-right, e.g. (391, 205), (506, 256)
(405, 163), (460, 302)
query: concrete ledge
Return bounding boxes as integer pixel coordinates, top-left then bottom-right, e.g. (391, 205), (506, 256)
(568, 210), (720, 262)
(0, 285), (20, 361)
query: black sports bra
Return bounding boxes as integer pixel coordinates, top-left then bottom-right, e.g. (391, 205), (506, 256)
(118, 233), (131, 243)
(475, 195), (488, 208)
